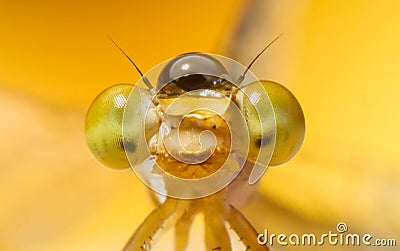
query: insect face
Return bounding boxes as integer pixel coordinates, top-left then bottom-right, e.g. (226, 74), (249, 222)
(84, 41), (305, 251)
(85, 50), (304, 198)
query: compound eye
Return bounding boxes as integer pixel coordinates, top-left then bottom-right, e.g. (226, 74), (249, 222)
(157, 53), (230, 92)
(85, 84), (133, 170)
(244, 80), (305, 166)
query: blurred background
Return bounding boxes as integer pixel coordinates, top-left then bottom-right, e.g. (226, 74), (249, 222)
(1, 0), (399, 250)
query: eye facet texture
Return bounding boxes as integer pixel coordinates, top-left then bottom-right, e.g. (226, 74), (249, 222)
(85, 84), (133, 170)
(244, 80), (305, 166)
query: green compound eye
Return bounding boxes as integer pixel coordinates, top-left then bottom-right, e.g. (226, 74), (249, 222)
(243, 80), (305, 166)
(84, 84), (133, 170)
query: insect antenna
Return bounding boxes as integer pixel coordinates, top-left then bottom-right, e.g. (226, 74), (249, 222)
(107, 35), (154, 91)
(236, 33), (283, 85)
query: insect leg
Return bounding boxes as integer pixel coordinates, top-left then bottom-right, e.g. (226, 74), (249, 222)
(226, 205), (269, 251)
(203, 197), (232, 250)
(225, 204), (269, 251)
(175, 207), (195, 251)
(122, 198), (187, 251)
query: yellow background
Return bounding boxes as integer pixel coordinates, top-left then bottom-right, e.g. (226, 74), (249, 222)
(1, 0), (399, 250)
